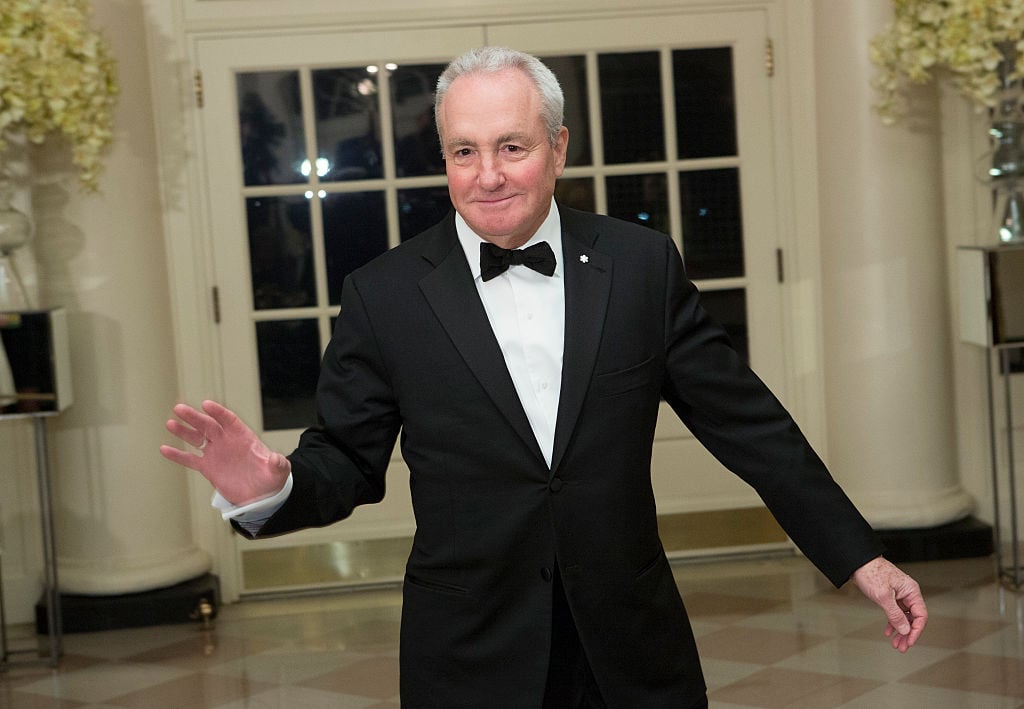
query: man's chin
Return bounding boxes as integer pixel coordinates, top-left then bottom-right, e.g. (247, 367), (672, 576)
(463, 216), (519, 243)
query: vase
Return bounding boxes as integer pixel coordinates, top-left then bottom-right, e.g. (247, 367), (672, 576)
(989, 43), (1024, 245)
(0, 176), (32, 255)
(0, 178), (25, 406)
(0, 157), (34, 308)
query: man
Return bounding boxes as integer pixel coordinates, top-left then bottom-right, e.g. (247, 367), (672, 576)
(162, 46), (927, 708)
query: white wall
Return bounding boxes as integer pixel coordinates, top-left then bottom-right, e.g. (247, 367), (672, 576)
(0, 0), (208, 624)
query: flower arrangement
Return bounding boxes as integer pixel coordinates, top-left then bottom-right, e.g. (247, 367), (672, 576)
(0, 0), (119, 191)
(869, 0), (1024, 124)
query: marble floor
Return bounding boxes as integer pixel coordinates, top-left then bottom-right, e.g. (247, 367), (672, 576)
(1, 554), (1023, 708)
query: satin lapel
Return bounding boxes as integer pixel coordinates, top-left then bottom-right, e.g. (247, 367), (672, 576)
(417, 225), (547, 464)
(551, 216), (612, 473)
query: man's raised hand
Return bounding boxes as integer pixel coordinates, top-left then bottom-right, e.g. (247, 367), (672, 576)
(160, 399), (291, 505)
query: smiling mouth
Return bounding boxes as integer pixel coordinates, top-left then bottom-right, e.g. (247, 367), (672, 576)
(475, 195), (517, 205)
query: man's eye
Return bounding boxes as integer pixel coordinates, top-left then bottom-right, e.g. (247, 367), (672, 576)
(504, 145), (522, 153)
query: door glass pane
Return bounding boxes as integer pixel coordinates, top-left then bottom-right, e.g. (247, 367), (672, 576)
(257, 319), (320, 431)
(699, 289), (748, 363)
(673, 48), (737, 159)
(678, 168), (744, 280)
(555, 178), (595, 213)
(398, 186), (452, 240)
(606, 173), (669, 233)
(313, 67), (382, 181)
(322, 192), (389, 305)
(541, 55), (591, 167)
(246, 195), (315, 310)
(238, 71), (306, 186)
(599, 52), (664, 164)
(391, 63), (446, 177)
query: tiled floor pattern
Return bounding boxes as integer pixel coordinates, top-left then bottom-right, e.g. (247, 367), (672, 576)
(2, 555), (1023, 707)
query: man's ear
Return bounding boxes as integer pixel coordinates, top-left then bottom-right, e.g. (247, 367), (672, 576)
(554, 126), (569, 175)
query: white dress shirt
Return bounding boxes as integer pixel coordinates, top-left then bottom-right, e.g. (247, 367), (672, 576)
(455, 199), (565, 467)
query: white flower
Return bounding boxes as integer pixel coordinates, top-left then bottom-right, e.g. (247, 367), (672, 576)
(0, 0), (119, 192)
(870, 0), (1024, 124)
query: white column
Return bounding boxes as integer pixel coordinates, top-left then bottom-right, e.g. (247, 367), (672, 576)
(25, 0), (209, 597)
(812, 2), (973, 528)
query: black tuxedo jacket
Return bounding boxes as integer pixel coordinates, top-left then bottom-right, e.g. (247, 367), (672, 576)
(251, 206), (882, 707)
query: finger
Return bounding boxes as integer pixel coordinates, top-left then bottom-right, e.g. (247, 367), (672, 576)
(903, 607), (927, 648)
(171, 403), (219, 438)
(165, 419), (206, 449)
(159, 444), (202, 471)
(268, 450), (292, 477)
(884, 623), (907, 652)
(880, 596), (912, 636)
(885, 610), (925, 653)
(201, 399), (240, 431)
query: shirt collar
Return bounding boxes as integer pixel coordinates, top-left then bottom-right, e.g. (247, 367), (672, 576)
(456, 198), (563, 281)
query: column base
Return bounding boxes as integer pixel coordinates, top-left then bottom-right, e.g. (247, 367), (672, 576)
(875, 516), (993, 563)
(36, 573), (219, 634)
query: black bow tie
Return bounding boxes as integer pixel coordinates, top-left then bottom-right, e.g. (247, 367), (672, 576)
(480, 241), (557, 282)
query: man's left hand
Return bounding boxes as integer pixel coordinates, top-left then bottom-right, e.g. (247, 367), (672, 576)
(851, 556), (928, 653)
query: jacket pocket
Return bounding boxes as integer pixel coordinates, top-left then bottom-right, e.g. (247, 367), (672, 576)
(404, 573), (469, 596)
(634, 547), (667, 582)
(592, 355), (656, 398)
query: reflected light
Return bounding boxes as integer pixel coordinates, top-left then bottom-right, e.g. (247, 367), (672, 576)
(304, 190), (314, 200)
(299, 158), (331, 178)
(385, 62), (398, 71)
(637, 211), (650, 222)
(366, 65), (379, 74)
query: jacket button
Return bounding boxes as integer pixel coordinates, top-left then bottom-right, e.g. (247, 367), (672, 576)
(540, 567), (553, 582)
(549, 477), (563, 492)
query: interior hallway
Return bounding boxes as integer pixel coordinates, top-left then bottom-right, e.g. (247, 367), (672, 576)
(2, 554), (1023, 708)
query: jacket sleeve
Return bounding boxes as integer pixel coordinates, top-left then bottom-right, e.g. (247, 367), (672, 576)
(658, 236), (882, 587)
(248, 274), (402, 538)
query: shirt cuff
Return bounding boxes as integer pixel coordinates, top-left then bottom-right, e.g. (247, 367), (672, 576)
(211, 473), (293, 521)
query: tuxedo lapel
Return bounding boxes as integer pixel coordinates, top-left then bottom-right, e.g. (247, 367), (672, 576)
(416, 220), (547, 464)
(551, 211), (613, 473)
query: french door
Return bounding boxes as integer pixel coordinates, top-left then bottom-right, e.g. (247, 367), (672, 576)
(194, 8), (786, 593)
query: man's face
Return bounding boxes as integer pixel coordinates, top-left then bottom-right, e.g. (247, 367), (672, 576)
(437, 68), (568, 249)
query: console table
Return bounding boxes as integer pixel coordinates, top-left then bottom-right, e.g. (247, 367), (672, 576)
(1, 308), (72, 668)
(0, 413), (63, 668)
(958, 245), (1024, 590)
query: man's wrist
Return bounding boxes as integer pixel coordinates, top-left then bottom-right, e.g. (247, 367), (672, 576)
(211, 473), (293, 521)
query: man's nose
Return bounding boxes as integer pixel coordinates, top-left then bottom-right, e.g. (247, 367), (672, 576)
(477, 154), (506, 190)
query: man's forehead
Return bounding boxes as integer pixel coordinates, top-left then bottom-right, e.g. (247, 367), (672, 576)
(440, 68), (535, 107)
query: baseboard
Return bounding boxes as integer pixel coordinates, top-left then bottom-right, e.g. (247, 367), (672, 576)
(36, 573), (219, 634)
(875, 516), (994, 563)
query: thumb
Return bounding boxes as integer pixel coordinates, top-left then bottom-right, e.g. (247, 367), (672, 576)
(880, 593), (911, 635)
(269, 451), (292, 477)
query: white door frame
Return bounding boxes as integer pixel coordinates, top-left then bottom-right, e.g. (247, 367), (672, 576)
(143, 0), (828, 601)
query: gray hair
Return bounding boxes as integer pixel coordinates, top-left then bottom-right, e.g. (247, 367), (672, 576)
(434, 46), (564, 147)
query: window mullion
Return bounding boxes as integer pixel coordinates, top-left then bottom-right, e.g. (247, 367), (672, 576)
(585, 51), (607, 215)
(661, 48), (684, 253)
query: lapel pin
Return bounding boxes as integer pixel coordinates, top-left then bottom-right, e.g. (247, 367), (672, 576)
(579, 254), (589, 264)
